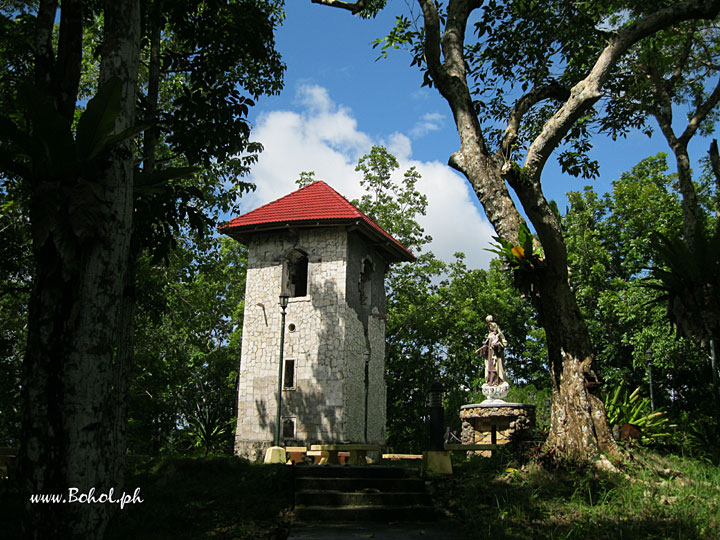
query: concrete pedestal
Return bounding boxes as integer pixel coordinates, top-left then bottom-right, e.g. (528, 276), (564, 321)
(263, 446), (287, 464)
(460, 403), (536, 456)
(421, 451), (453, 476)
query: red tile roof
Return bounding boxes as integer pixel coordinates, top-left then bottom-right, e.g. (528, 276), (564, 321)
(220, 181), (414, 262)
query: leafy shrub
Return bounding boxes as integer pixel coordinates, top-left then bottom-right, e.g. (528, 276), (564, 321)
(603, 385), (674, 445)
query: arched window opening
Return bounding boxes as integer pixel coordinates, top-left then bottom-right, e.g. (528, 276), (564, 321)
(359, 259), (374, 306)
(284, 249), (308, 297)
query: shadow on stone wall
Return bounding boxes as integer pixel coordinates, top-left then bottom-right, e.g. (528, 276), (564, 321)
(251, 279), (346, 446)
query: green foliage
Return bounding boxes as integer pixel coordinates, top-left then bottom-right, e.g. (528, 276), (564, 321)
(487, 223), (536, 267)
(505, 384), (553, 433)
(104, 457), (293, 540)
(1, 77), (205, 274)
(128, 0), (286, 260)
(386, 255), (544, 451)
(644, 222), (720, 345)
(563, 154), (712, 419)
(128, 236), (246, 456)
(676, 411), (720, 461)
(157, 0), (285, 173)
(0, 1), (285, 454)
(603, 19), (720, 141)
(0, 1), (285, 263)
(1, 77), (142, 184)
(487, 223), (547, 298)
(353, 145), (431, 253)
(0, 183), (29, 446)
(354, 0), (387, 19)
(372, 0), (620, 175)
(294, 170), (316, 188)
(603, 385), (674, 445)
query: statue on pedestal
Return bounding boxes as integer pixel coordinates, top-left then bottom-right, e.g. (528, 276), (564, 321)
(476, 315), (510, 402)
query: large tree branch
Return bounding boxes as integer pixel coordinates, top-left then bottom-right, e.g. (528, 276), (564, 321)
(417, 0), (522, 242)
(645, 38), (720, 243)
(417, 0), (448, 90)
(668, 25), (697, 88)
(54, 0), (83, 121)
(33, 0), (58, 95)
(679, 75), (720, 147)
(418, 0), (483, 154)
(143, 0), (163, 175)
(498, 82), (571, 170)
(710, 139), (720, 194)
(443, 0), (480, 78)
(657, 72), (720, 243)
(311, 0), (367, 14)
(646, 63), (678, 149)
(419, 0), (489, 158)
(524, 0), (720, 183)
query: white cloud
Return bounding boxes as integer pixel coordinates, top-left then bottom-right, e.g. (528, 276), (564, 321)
(411, 161), (495, 267)
(409, 112), (445, 139)
(385, 132), (412, 162)
(241, 84), (494, 269)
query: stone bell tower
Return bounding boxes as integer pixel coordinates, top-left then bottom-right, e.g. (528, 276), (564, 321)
(220, 181), (414, 460)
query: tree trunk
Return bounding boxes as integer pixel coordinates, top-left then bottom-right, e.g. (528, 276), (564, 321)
(674, 144), (701, 242)
(709, 140), (720, 197)
(505, 153), (618, 460)
(646, 59), (720, 244)
(461, 155), (618, 459)
(19, 2), (141, 538)
(534, 268), (616, 458)
(142, 0), (163, 174)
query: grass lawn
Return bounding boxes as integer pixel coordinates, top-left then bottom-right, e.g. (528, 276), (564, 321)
(432, 448), (720, 539)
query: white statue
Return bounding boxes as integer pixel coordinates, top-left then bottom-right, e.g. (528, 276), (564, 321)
(476, 315), (510, 402)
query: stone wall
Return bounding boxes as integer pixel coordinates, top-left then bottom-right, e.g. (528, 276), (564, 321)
(366, 310), (387, 444)
(342, 232), (387, 445)
(234, 226), (388, 459)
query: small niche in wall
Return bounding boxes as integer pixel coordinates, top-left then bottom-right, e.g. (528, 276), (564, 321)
(288, 323), (296, 332)
(282, 417), (296, 439)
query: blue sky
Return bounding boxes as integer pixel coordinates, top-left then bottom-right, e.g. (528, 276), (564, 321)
(237, 2), (715, 269)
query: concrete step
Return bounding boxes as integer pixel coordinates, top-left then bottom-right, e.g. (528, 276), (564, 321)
(295, 489), (432, 508)
(293, 465), (437, 523)
(295, 476), (426, 493)
(293, 465), (420, 479)
(293, 504), (438, 522)
(288, 521), (464, 540)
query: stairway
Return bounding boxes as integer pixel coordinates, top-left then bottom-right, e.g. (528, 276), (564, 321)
(293, 465), (437, 522)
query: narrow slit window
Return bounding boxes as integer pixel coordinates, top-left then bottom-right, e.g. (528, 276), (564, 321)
(283, 359), (295, 389)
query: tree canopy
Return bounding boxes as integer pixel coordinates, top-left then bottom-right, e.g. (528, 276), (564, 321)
(314, 0), (720, 460)
(0, 2), (285, 537)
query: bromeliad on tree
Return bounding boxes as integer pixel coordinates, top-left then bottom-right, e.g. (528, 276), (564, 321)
(487, 223), (546, 299)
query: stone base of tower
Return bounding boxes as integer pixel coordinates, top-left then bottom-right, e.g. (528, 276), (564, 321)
(235, 439), (273, 462)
